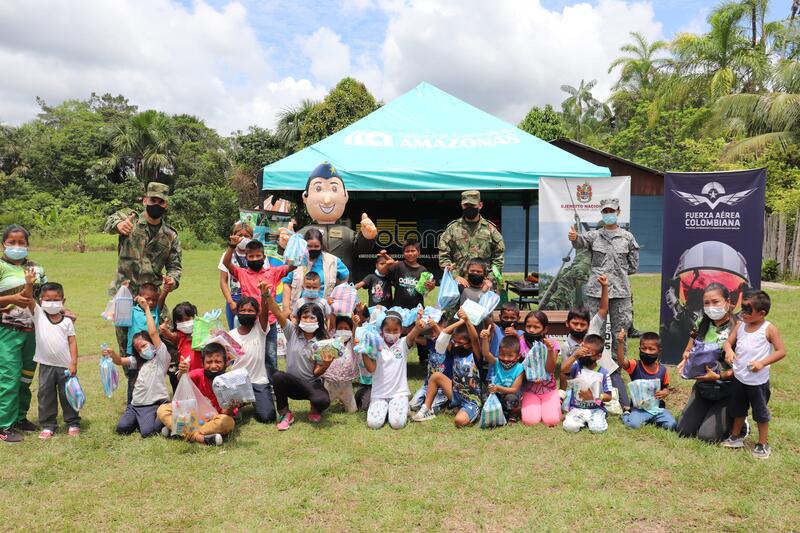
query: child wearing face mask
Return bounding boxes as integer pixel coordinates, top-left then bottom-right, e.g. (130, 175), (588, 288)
(159, 301), (200, 390)
(479, 331), (525, 424)
(265, 292), (333, 430)
(362, 310), (426, 429)
(617, 330), (676, 431)
(157, 342), (235, 446)
(123, 281), (170, 405)
(291, 272), (334, 331)
(355, 255), (393, 308)
(412, 310), (484, 427)
(517, 311), (561, 427)
(227, 285), (276, 424)
(104, 296), (171, 437)
(321, 315), (360, 413)
(26, 281), (80, 439)
(561, 334), (612, 433)
(458, 258), (489, 306)
(219, 220), (253, 329)
(561, 275), (609, 391)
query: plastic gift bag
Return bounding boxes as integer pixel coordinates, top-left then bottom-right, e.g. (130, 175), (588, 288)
(479, 394), (506, 428)
(437, 270), (460, 309)
(390, 305), (421, 327)
(478, 291), (501, 322)
(64, 371), (86, 411)
(309, 338), (345, 362)
(99, 349), (119, 398)
(323, 346), (360, 382)
(212, 368), (255, 409)
(330, 283), (358, 316)
(460, 300), (486, 326)
(205, 328), (244, 357)
(682, 340), (720, 379)
(104, 285), (133, 327)
(522, 341), (550, 381)
(172, 374), (218, 437)
(415, 271), (434, 295)
(422, 306), (443, 324)
(191, 310), (224, 351)
(627, 379), (663, 414)
(354, 327), (384, 359)
(283, 233), (309, 267)
(567, 369), (603, 407)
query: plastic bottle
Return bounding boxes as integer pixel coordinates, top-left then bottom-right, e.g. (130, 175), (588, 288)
(113, 285), (133, 327)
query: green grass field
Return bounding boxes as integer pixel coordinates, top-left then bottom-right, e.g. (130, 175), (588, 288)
(2, 250), (799, 531)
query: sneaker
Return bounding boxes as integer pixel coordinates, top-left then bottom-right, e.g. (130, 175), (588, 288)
(412, 405), (436, 422)
(308, 409), (322, 423)
(277, 411), (295, 431)
(15, 419), (40, 432)
(161, 426), (172, 438)
(203, 433), (223, 446)
(0, 427), (23, 443)
(39, 429), (54, 440)
(68, 427), (80, 437)
(720, 435), (745, 449)
(752, 443), (771, 459)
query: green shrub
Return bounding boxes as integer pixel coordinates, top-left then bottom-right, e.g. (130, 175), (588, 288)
(762, 259), (779, 282)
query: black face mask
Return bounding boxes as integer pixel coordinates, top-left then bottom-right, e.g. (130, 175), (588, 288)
(238, 314), (257, 327)
(568, 329), (587, 340)
(462, 206), (480, 220)
(308, 249), (322, 260)
(146, 204), (166, 219)
(524, 332), (543, 344)
(578, 356), (595, 367)
(451, 345), (470, 357)
(498, 320), (513, 329)
(248, 259), (264, 272)
(204, 369), (224, 381)
(639, 352), (659, 366)
(467, 273), (484, 286)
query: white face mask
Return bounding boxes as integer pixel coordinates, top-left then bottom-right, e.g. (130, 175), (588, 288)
(704, 306), (727, 321)
(236, 237), (251, 251)
(335, 329), (353, 341)
(299, 321), (319, 333)
(176, 320), (194, 334)
(41, 300), (64, 315)
(383, 333), (401, 345)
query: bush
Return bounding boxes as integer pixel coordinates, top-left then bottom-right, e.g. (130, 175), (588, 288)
(762, 259), (779, 282)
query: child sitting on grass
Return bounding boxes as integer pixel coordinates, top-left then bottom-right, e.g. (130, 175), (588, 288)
(157, 342), (235, 446)
(322, 315), (360, 413)
(412, 310), (484, 427)
(616, 329), (675, 431)
(25, 277), (80, 439)
(480, 330), (524, 423)
(123, 281), (169, 404)
(105, 295), (170, 437)
(561, 333), (612, 434)
(409, 319), (451, 414)
(361, 310), (425, 429)
(722, 290), (786, 459)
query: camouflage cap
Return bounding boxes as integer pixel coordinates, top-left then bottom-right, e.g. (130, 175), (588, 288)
(145, 182), (170, 201)
(599, 197), (619, 211)
(461, 190), (481, 205)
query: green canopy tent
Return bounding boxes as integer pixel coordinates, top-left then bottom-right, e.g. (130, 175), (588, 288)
(262, 82), (611, 276)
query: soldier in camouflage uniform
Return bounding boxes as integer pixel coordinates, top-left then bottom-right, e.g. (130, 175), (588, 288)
(569, 197), (639, 407)
(438, 190), (505, 285)
(103, 183), (182, 393)
(541, 248), (590, 310)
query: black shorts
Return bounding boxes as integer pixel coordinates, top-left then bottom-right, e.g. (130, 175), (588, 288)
(729, 377), (771, 423)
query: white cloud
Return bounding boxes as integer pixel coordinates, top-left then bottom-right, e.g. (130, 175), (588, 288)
(0, 0), (326, 134)
(378, 0), (663, 123)
(301, 27), (352, 86)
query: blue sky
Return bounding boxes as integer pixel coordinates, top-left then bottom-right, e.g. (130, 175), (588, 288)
(1, 0), (793, 133)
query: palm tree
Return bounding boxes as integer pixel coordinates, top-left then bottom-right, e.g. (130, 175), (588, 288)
(276, 99), (317, 153)
(560, 79), (600, 142)
(106, 110), (177, 183)
(608, 31), (668, 92)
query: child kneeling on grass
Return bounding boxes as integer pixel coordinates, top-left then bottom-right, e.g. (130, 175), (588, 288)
(617, 329), (675, 431)
(722, 290), (786, 459)
(561, 334), (611, 434)
(362, 310), (425, 429)
(105, 296), (170, 437)
(480, 330), (524, 423)
(322, 315), (360, 413)
(157, 342), (235, 446)
(412, 310), (484, 427)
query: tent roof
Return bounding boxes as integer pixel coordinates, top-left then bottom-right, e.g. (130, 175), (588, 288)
(262, 82), (610, 191)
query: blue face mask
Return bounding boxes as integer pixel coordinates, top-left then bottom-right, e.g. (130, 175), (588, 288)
(4, 246), (28, 261)
(601, 213), (618, 226)
(302, 289), (321, 300)
(140, 344), (156, 360)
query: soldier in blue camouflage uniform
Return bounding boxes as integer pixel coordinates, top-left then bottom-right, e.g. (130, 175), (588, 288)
(438, 190), (505, 287)
(103, 183), (182, 395)
(569, 197), (639, 407)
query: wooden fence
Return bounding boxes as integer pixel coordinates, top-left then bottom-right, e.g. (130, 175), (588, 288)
(763, 210), (800, 278)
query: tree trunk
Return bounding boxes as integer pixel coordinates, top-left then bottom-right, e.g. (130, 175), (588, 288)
(751, 5), (757, 48)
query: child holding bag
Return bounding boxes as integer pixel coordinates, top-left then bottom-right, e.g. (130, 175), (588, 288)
(479, 330), (524, 423)
(561, 334), (612, 433)
(518, 311), (561, 427)
(105, 296), (170, 437)
(322, 315), (360, 413)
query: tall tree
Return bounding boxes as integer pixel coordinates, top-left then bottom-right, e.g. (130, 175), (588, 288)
(560, 79), (600, 142)
(517, 105), (568, 141)
(276, 98), (317, 153)
(608, 31), (668, 92)
(106, 110), (177, 184)
(299, 78), (377, 148)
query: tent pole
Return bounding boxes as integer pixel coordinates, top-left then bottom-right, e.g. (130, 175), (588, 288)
(523, 193), (530, 280)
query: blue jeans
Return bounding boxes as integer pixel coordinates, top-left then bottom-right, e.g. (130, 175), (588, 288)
(622, 407), (676, 430)
(409, 383), (450, 412)
(265, 326), (278, 377)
